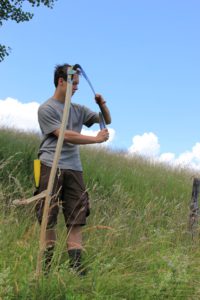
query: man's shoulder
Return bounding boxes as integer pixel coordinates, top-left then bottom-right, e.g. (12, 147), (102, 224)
(39, 98), (55, 109)
(71, 102), (91, 112)
(39, 98), (61, 113)
(71, 102), (82, 109)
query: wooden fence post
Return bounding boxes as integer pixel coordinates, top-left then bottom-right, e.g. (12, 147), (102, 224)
(189, 177), (200, 238)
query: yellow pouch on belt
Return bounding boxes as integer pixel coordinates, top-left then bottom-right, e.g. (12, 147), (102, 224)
(34, 159), (41, 188)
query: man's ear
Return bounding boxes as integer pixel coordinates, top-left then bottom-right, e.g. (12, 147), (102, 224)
(58, 77), (64, 85)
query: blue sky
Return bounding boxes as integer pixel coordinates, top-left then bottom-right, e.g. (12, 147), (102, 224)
(0, 0), (200, 169)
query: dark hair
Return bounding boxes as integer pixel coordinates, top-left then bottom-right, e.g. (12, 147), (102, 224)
(54, 64), (71, 87)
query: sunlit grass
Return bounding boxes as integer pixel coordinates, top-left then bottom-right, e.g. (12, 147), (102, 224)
(1, 128), (200, 299)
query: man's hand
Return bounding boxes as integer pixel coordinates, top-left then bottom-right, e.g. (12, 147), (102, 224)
(95, 94), (111, 125)
(95, 129), (109, 143)
(95, 94), (106, 106)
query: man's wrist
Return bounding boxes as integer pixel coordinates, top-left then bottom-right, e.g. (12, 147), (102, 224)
(99, 101), (106, 106)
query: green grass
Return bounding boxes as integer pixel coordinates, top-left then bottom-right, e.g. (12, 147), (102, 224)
(0, 128), (200, 299)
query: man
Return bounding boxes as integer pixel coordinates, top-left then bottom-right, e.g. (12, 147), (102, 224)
(35, 64), (111, 275)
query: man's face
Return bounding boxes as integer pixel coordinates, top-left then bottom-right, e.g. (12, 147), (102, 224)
(58, 73), (79, 97)
(72, 74), (79, 95)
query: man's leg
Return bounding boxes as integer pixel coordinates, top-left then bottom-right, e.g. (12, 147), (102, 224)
(43, 228), (57, 274)
(35, 164), (63, 274)
(42, 195), (60, 274)
(67, 226), (85, 274)
(62, 170), (89, 275)
(67, 225), (82, 250)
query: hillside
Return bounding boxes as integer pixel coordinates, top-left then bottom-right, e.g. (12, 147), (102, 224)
(0, 128), (200, 300)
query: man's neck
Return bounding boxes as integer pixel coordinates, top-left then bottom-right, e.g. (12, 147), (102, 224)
(53, 90), (65, 103)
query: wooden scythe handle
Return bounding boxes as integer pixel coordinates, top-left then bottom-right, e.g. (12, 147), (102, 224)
(36, 67), (73, 277)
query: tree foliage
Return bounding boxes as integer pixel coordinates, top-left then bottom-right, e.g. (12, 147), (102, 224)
(0, 0), (57, 62)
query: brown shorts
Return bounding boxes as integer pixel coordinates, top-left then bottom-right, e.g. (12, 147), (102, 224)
(35, 163), (90, 228)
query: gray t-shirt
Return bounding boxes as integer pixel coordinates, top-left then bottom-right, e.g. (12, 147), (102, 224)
(38, 97), (98, 171)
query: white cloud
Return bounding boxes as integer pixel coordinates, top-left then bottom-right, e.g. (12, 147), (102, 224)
(158, 152), (175, 163)
(0, 97), (40, 132)
(157, 153), (176, 168)
(128, 132), (160, 157)
(174, 144), (200, 171)
(128, 132), (200, 171)
(192, 143), (200, 160)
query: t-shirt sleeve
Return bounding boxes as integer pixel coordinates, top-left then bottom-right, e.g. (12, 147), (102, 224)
(82, 106), (99, 127)
(38, 105), (61, 135)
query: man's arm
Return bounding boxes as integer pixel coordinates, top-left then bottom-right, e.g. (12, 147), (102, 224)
(95, 94), (111, 125)
(53, 128), (109, 145)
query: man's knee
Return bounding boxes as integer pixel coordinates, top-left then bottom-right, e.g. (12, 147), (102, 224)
(35, 199), (59, 228)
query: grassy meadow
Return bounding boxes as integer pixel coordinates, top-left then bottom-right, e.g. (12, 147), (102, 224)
(1, 128), (200, 299)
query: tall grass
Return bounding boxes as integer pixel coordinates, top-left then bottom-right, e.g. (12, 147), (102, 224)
(0, 128), (200, 299)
